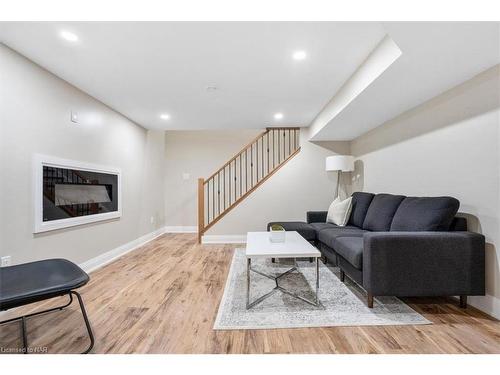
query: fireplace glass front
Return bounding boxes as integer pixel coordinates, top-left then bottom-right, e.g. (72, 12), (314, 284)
(42, 166), (118, 222)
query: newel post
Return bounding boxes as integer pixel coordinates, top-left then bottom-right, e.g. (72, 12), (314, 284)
(197, 178), (205, 244)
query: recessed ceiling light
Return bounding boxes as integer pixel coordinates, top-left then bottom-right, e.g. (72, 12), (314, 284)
(292, 50), (307, 60)
(160, 113), (170, 120)
(274, 113), (284, 120)
(60, 30), (79, 42)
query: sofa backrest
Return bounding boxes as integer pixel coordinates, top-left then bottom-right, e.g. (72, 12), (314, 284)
(362, 193), (406, 231)
(390, 196), (460, 231)
(348, 192), (463, 232)
(347, 192), (375, 227)
(449, 216), (467, 231)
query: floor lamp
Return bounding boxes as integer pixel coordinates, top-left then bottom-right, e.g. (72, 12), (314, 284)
(325, 155), (355, 199)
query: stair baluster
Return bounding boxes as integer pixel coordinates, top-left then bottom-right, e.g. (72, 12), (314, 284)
(197, 127), (301, 243)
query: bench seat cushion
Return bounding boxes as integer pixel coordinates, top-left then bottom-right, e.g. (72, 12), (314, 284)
(0, 259), (89, 311)
(267, 221), (316, 241)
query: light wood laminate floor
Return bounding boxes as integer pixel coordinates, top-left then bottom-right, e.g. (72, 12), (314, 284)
(1, 233), (499, 354)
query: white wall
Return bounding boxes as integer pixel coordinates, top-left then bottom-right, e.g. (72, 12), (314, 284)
(164, 129), (350, 236)
(165, 129), (263, 229)
(0, 44), (166, 266)
(351, 65), (500, 318)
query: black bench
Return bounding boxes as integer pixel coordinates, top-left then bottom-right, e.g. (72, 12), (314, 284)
(0, 259), (94, 354)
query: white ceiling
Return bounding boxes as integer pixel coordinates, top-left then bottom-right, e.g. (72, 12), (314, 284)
(0, 22), (386, 131)
(1, 22), (498, 139)
(312, 22), (500, 140)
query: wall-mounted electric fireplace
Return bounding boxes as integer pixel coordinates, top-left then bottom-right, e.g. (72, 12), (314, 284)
(34, 155), (121, 233)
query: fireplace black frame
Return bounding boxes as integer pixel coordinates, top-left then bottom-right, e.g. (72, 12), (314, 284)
(34, 155), (121, 233)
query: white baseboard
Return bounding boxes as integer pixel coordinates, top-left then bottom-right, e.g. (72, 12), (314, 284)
(468, 294), (500, 320)
(164, 226), (198, 233)
(202, 234), (247, 244)
(79, 226), (198, 273)
(79, 227), (166, 274)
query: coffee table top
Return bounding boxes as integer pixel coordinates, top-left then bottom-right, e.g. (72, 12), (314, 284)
(246, 231), (321, 258)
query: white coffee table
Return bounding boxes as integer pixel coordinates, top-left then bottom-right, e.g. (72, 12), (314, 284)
(245, 231), (321, 309)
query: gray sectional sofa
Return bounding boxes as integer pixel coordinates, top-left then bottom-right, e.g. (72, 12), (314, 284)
(268, 192), (485, 308)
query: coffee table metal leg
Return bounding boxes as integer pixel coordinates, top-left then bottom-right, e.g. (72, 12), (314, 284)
(246, 258), (251, 309)
(246, 257), (320, 309)
(315, 257), (319, 304)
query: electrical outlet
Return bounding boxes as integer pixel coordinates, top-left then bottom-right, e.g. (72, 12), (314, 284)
(1, 256), (12, 267)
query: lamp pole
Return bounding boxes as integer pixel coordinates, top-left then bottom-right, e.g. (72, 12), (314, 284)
(325, 155), (354, 200)
(336, 170), (341, 199)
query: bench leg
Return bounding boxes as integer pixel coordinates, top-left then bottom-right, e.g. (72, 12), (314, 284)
(71, 291), (95, 354)
(340, 269), (345, 283)
(0, 293), (74, 354)
(460, 295), (467, 309)
(0, 293), (73, 327)
(0, 291), (94, 354)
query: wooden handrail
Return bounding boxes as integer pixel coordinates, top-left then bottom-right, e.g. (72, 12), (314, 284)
(202, 147), (301, 234)
(198, 127), (301, 243)
(204, 127), (298, 183)
(266, 126), (303, 130)
(204, 129), (268, 183)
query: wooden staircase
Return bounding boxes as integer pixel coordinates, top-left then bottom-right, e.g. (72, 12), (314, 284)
(197, 127), (301, 243)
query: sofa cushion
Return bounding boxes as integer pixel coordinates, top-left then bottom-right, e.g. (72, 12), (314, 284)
(362, 193), (406, 231)
(348, 192), (375, 228)
(332, 237), (364, 269)
(390, 196), (460, 231)
(267, 221), (316, 241)
(326, 196), (353, 226)
(307, 211), (328, 223)
(310, 222), (336, 232)
(317, 226), (366, 249)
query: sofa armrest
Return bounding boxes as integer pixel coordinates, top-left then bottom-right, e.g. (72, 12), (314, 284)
(307, 211), (328, 223)
(363, 231), (485, 296)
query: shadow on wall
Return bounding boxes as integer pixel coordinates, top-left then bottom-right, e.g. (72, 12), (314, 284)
(458, 212), (499, 298)
(311, 140), (351, 154)
(310, 140), (352, 199)
(351, 159), (365, 193)
(484, 243), (499, 298)
(308, 142), (366, 198)
(351, 64), (500, 156)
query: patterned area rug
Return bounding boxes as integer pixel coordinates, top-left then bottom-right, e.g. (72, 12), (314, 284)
(214, 249), (430, 330)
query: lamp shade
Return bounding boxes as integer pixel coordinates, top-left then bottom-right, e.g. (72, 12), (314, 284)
(325, 155), (354, 172)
